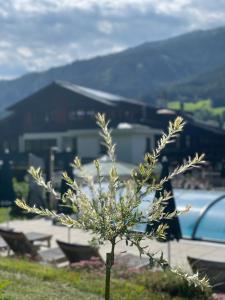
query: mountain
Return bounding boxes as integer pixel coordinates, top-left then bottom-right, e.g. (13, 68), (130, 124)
(157, 65), (225, 106)
(0, 26), (225, 110)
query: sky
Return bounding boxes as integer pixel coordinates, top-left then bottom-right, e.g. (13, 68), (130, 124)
(0, 0), (225, 79)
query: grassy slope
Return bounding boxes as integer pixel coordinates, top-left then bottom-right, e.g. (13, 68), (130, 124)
(164, 65), (225, 106)
(0, 258), (212, 300)
(167, 99), (225, 116)
(0, 270), (98, 300)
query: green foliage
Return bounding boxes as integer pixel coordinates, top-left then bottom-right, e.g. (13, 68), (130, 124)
(0, 208), (11, 224)
(12, 178), (29, 199)
(168, 99), (225, 116)
(133, 271), (212, 300)
(0, 258), (213, 300)
(0, 279), (10, 300)
(168, 99), (212, 111)
(164, 63), (225, 107)
(168, 99), (225, 127)
(10, 178), (29, 218)
(16, 113), (208, 298)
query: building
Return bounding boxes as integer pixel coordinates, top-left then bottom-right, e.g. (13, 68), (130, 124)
(0, 81), (161, 164)
(0, 80), (225, 168)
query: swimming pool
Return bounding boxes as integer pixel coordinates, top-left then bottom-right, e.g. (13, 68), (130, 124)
(140, 189), (225, 243)
(82, 184), (225, 243)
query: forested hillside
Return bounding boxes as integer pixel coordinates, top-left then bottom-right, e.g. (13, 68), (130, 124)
(0, 26), (225, 110)
(162, 65), (225, 106)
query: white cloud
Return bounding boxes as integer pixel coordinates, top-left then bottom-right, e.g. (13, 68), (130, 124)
(110, 45), (126, 53)
(0, 41), (11, 48)
(152, 0), (191, 14)
(17, 47), (33, 58)
(0, 51), (8, 60)
(13, 0), (48, 13)
(5, 0), (193, 15)
(97, 20), (113, 34)
(0, 7), (8, 17)
(0, 0), (225, 78)
(187, 8), (225, 29)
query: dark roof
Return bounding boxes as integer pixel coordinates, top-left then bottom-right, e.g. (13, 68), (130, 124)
(3, 79), (225, 137)
(169, 109), (225, 135)
(0, 110), (13, 121)
(7, 80), (149, 111)
(187, 117), (225, 135)
(56, 81), (147, 106)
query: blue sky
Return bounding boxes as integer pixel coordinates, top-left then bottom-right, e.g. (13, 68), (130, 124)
(0, 0), (225, 79)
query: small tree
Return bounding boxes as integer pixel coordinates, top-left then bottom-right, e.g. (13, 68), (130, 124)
(16, 113), (209, 300)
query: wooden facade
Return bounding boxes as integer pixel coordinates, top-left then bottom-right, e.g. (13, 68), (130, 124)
(0, 80), (225, 164)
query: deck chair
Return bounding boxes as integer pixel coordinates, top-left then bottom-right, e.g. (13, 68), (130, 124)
(56, 240), (104, 267)
(0, 237), (8, 251)
(0, 229), (66, 265)
(188, 256), (225, 292)
(0, 227), (13, 253)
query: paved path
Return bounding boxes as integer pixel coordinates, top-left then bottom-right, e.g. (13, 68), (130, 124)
(1, 218), (225, 271)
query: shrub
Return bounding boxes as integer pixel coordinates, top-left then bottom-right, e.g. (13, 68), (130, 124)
(16, 113), (209, 300)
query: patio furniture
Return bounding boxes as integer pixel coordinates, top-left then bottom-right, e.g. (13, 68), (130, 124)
(0, 228), (51, 252)
(0, 237), (8, 251)
(25, 232), (52, 248)
(56, 240), (104, 266)
(0, 227), (13, 251)
(0, 229), (66, 265)
(188, 256), (225, 292)
(57, 241), (150, 270)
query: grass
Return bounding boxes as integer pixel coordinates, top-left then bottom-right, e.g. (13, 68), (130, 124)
(167, 99), (225, 116)
(0, 208), (11, 224)
(0, 270), (98, 300)
(0, 257), (213, 300)
(0, 206), (30, 225)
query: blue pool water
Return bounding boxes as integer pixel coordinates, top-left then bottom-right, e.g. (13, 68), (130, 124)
(139, 189), (225, 243)
(82, 185), (225, 243)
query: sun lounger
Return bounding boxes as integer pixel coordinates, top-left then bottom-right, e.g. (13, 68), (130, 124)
(56, 240), (104, 267)
(0, 227), (14, 253)
(188, 256), (225, 292)
(25, 232), (52, 248)
(0, 227), (52, 249)
(0, 237), (8, 251)
(0, 229), (66, 265)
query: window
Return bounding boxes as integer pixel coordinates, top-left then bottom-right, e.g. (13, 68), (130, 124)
(145, 137), (151, 152)
(154, 135), (161, 148)
(87, 110), (95, 117)
(185, 135), (191, 148)
(25, 139), (57, 153)
(69, 110), (89, 120)
(99, 142), (107, 155)
(72, 138), (77, 155)
(25, 112), (32, 126)
(8, 140), (18, 152)
(77, 110), (85, 118)
(68, 111), (76, 121)
(1, 140), (18, 153)
(176, 136), (181, 149)
(53, 110), (66, 123)
(45, 113), (50, 122)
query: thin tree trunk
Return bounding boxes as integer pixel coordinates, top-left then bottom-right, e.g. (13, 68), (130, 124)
(105, 241), (115, 300)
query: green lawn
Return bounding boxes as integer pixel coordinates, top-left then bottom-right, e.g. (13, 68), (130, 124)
(0, 269), (98, 300)
(0, 208), (11, 224)
(0, 207), (29, 224)
(0, 257), (212, 300)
